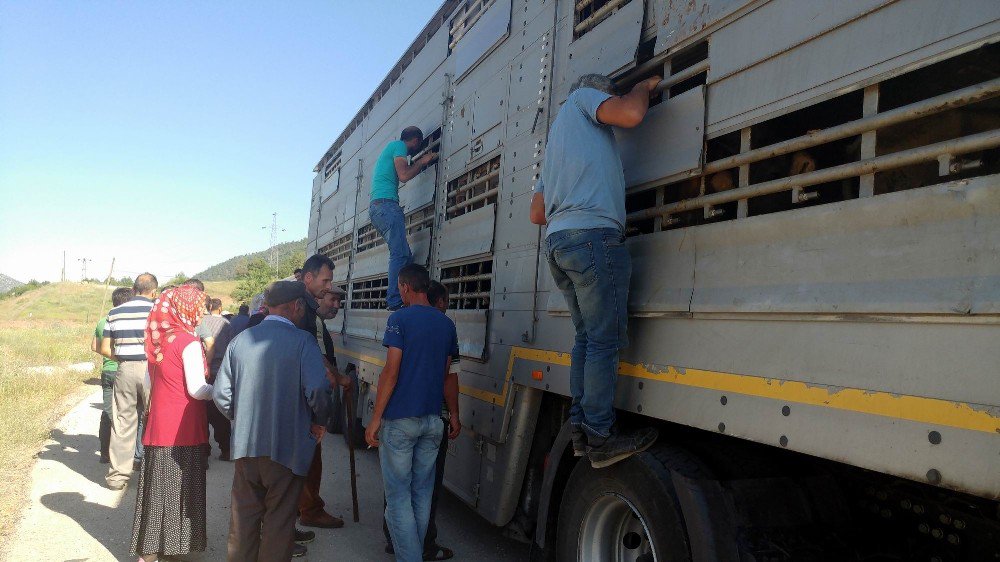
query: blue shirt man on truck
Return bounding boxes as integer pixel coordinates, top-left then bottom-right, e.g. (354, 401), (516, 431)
(529, 73), (662, 469)
(370, 126), (438, 310)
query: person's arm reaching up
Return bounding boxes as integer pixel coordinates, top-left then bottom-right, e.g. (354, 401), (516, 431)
(595, 76), (662, 129)
(365, 346), (402, 447)
(182, 341), (213, 400)
(394, 152), (437, 182)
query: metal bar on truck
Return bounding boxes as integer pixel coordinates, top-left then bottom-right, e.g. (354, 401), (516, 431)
(447, 186), (499, 214)
(442, 273), (493, 283)
(628, 129), (1000, 221)
(704, 77), (1000, 174)
(652, 59), (710, 94)
(574, 0), (627, 35)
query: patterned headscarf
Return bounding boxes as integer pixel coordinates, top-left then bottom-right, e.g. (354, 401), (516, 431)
(145, 285), (207, 365)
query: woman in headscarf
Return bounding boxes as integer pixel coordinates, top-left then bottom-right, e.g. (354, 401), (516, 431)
(130, 285), (213, 562)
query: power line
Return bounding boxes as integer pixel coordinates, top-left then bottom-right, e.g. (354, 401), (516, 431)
(261, 212), (286, 274)
(77, 257), (91, 281)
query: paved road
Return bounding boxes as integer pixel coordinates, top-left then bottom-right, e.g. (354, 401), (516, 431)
(5, 388), (530, 561)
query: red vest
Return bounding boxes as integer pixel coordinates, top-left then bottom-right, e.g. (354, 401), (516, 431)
(143, 331), (209, 447)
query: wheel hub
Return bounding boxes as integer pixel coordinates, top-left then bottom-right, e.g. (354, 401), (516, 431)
(577, 492), (657, 562)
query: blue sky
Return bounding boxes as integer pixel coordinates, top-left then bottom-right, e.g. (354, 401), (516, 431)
(0, 1), (440, 283)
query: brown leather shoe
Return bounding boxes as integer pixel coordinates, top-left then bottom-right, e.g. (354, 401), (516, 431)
(299, 512), (344, 529)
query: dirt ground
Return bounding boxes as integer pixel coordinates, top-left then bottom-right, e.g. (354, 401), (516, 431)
(3, 389), (530, 561)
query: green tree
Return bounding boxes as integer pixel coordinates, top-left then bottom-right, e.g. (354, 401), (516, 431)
(166, 272), (187, 287)
(276, 249), (306, 279)
(231, 258), (274, 304)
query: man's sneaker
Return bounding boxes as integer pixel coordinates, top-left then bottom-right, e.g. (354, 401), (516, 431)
(570, 428), (586, 457)
(294, 528), (315, 544)
(586, 427), (659, 469)
(107, 480), (127, 491)
(292, 543), (307, 557)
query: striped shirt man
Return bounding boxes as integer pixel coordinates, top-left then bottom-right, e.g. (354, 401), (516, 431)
(105, 296), (155, 362)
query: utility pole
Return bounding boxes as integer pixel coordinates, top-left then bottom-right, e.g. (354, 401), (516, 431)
(261, 213), (286, 275)
(61, 251), (66, 282)
(78, 257), (91, 282)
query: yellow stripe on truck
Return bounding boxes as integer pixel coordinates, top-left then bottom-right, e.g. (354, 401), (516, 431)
(338, 346), (1000, 434)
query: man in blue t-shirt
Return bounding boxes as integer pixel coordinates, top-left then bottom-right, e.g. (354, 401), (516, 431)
(529, 73), (662, 469)
(370, 126), (438, 310)
(366, 264), (459, 562)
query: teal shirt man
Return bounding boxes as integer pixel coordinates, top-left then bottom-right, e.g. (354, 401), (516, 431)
(371, 140), (410, 201)
(369, 126), (438, 309)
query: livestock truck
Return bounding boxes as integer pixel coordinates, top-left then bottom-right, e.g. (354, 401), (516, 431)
(308, 0), (1000, 559)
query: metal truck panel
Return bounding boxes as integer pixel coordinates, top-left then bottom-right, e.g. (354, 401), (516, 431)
(566, 0), (644, 80)
(398, 165), (438, 215)
(653, 0), (750, 54)
(706, 0), (1000, 134)
(449, 308), (490, 359)
(351, 243), (389, 282)
(344, 308), (386, 341)
(437, 204), (498, 262)
(708, 0), (891, 81)
(494, 192), (540, 251)
(506, 42), (551, 125)
(617, 85), (705, 187)
(509, 345), (1000, 499)
(454, 0), (513, 80)
(627, 227), (696, 312)
(690, 176), (1000, 315)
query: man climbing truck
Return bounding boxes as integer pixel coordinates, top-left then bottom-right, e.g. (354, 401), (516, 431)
(310, 0), (1000, 559)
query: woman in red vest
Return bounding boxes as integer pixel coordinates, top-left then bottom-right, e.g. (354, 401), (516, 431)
(130, 285), (214, 561)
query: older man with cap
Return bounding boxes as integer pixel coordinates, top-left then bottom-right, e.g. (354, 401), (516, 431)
(213, 281), (332, 562)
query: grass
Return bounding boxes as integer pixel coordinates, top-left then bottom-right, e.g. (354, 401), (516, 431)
(0, 283), (105, 548)
(203, 280), (240, 310)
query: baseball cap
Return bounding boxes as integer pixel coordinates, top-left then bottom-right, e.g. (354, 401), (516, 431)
(265, 281), (318, 310)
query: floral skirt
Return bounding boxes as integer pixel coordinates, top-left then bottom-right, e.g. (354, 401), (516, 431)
(130, 444), (208, 556)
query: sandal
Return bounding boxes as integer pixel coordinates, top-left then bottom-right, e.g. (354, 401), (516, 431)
(423, 545), (454, 561)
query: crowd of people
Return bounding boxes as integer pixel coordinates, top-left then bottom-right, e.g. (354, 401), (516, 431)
(91, 71), (659, 562)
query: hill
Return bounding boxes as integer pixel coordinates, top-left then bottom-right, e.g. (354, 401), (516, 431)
(194, 238), (307, 281)
(0, 282), (108, 323)
(0, 274), (24, 295)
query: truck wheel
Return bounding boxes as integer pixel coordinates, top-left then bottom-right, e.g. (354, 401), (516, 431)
(556, 445), (706, 562)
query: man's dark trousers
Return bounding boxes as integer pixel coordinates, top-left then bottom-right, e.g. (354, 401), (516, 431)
(299, 443), (326, 518)
(227, 456), (305, 562)
(206, 401), (231, 457)
(384, 417), (449, 551)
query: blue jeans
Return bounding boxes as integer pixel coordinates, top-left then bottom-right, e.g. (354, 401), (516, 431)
(380, 415), (444, 562)
(370, 199), (413, 309)
(545, 227), (631, 439)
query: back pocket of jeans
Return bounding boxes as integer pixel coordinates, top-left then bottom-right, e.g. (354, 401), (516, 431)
(553, 242), (596, 287)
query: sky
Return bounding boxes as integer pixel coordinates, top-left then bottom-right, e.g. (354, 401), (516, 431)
(0, 1), (441, 283)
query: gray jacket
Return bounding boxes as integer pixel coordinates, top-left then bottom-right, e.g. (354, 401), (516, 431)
(213, 316), (331, 476)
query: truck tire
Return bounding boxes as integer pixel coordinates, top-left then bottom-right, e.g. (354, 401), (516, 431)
(556, 445), (709, 562)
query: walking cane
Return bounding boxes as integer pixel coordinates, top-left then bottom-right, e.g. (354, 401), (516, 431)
(344, 385), (361, 522)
